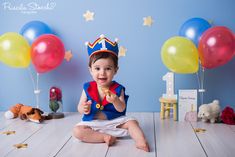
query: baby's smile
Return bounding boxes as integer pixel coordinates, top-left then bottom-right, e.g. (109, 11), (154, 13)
(98, 77), (108, 82)
(98, 77), (107, 80)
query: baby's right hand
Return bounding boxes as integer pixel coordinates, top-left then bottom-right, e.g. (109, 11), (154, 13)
(83, 100), (92, 114)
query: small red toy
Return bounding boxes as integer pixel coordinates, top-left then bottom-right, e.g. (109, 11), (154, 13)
(220, 106), (235, 125)
(49, 86), (62, 113)
(49, 86), (64, 119)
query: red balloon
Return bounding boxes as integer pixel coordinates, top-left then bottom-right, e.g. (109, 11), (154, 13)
(198, 26), (235, 69)
(31, 34), (65, 73)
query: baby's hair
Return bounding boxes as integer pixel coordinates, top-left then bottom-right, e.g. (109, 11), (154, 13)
(89, 52), (118, 68)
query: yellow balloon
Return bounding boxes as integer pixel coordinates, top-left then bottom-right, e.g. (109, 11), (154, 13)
(161, 36), (199, 74)
(0, 32), (31, 68)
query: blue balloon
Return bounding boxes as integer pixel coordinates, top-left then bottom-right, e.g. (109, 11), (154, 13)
(20, 21), (53, 45)
(179, 18), (211, 47)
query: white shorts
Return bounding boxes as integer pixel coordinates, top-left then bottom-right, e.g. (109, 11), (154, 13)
(76, 116), (136, 137)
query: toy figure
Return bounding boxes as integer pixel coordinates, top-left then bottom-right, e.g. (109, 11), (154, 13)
(49, 86), (62, 112)
(49, 86), (64, 119)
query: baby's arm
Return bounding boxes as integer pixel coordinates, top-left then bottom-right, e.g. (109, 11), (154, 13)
(106, 89), (126, 112)
(77, 90), (92, 114)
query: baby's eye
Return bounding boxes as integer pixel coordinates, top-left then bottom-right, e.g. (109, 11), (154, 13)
(95, 67), (100, 71)
(106, 67), (112, 70)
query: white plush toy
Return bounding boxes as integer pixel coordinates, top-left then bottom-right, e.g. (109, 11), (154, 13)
(198, 100), (220, 123)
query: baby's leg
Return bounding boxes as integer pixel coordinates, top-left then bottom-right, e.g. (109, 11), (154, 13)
(118, 120), (150, 152)
(73, 125), (116, 146)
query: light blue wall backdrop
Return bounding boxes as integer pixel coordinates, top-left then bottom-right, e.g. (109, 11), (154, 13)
(0, 0), (235, 112)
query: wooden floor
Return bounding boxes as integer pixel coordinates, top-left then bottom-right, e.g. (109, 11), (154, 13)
(1, 112), (235, 157)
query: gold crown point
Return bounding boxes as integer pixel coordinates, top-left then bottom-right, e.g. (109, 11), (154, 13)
(100, 34), (105, 38)
(115, 38), (119, 42)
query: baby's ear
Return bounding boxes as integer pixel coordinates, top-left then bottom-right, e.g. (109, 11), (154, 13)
(115, 66), (119, 74)
(89, 67), (92, 74)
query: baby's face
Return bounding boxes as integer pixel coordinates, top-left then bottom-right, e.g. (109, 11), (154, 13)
(89, 57), (117, 87)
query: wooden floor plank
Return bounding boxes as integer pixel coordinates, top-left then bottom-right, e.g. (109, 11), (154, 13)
(191, 122), (235, 157)
(5, 113), (80, 157)
(228, 125), (235, 132)
(154, 113), (206, 157)
(0, 112), (19, 130)
(0, 118), (44, 157)
(106, 112), (155, 157)
(56, 113), (108, 157)
(56, 136), (108, 157)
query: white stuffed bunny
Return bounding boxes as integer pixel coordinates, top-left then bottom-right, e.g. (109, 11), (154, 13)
(198, 100), (220, 123)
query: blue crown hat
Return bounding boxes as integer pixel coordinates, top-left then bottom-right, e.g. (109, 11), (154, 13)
(85, 34), (119, 57)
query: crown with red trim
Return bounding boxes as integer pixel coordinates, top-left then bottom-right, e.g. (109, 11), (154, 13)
(85, 34), (119, 57)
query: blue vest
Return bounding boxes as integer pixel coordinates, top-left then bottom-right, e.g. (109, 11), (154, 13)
(82, 81), (129, 121)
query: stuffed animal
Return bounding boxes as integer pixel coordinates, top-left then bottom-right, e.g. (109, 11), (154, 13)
(198, 100), (220, 123)
(4, 103), (45, 123)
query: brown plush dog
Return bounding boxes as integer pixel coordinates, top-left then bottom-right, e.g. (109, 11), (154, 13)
(5, 103), (46, 123)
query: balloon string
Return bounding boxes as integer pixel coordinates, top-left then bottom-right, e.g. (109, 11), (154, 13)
(36, 73), (39, 92)
(197, 64), (203, 105)
(201, 67), (205, 91)
(196, 72), (201, 90)
(197, 65), (205, 105)
(201, 68), (205, 105)
(27, 67), (36, 90)
(36, 73), (40, 109)
(27, 68), (40, 108)
(197, 72), (202, 105)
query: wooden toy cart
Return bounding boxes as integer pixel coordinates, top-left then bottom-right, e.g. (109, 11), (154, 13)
(159, 97), (177, 121)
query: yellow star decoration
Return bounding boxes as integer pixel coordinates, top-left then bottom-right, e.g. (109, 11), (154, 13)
(118, 46), (127, 57)
(194, 128), (206, 133)
(1, 130), (16, 135)
(83, 10), (95, 21)
(64, 50), (73, 62)
(13, 143), (28, 149)
(143, 16), (154, 27)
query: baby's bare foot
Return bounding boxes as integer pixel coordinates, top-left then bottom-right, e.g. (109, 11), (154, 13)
(104, 135), (116, 146)
(136, 141), (150, 152)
